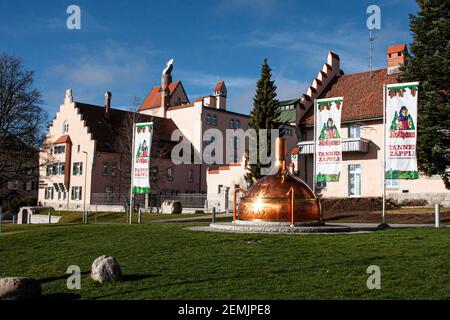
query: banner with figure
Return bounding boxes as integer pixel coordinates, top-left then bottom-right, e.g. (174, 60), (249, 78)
(315, 97), (343, 182)
(132, 122), (153, 193)
(385, 82), (419, 179)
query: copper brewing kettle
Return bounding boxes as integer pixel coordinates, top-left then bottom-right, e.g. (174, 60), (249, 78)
(234, 138), (322, 224)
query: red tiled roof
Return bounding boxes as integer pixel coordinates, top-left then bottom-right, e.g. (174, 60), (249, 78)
(53, 135), (72, 145)
(387, 43), (407, 54)
(214, 81), (226, 92)
(138, 81), (180, 111)
(75, 102), (179, 155)
(300, 68), (398, 125)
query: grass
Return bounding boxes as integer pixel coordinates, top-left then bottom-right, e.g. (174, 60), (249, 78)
(1, 222), (450, 299)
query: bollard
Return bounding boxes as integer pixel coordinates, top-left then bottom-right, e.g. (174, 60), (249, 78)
(12, 214), (16, 225)
(435, 204), (440, 228)
(85, 211), (88, 224)
(138, 208), (142, 224)
(212, 207), (216, 224)
(48, 211), (51, 224)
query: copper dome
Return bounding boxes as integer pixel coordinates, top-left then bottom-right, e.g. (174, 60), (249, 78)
(236, 138), (321, 223)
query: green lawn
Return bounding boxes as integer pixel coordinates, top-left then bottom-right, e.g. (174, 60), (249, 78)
(32, 210), (210, 224)
(1, 223), (449, 300)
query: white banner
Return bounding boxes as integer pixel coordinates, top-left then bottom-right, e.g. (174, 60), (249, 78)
(385, 82), (419, 179)
(315, 97), (343, 182)
(132, 122), (153, 193)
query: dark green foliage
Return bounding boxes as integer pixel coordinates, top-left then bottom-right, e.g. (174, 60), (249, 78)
(400, 0), (450, 188)
(5, 196), (34, 214)
(245, 59), (281, 186)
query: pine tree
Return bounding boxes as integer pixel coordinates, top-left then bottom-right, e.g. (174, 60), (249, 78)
(400, 0), (450, 188)
(245, 59), (281, 186)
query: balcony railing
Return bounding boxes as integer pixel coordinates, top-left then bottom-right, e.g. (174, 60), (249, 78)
(297, 137), (370, 154)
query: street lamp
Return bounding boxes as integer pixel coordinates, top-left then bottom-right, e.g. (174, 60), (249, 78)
(82, 151), (88, 222)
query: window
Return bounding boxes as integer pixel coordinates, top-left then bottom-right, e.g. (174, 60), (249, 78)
(348, 164), (362, 196)
(211, 115), (217, 126)
(349, 125), (361, 138)
(63, 121), (69, 133)
(54, 145), (65, 154)
(167, 167), (174, 181)
(7, 180), (19, 190)
(316, 181), (327, 189)
(105, 186), (113, 202)
(73, 162), (83, 175)
(229, 119), (241, 129)
(52, 163), (59, 175)
(46, 165), (52, 176)
(77, 145), (81, 153)
(59, 162), (65, 175)
(150, 167), (159, 182)
(386, 179), (399, 188)
(26, 181), (32, 191)
(187, 169), (193, 182)
(45, 187), (54, 200)
(111, 162), (118, 181)
(205, 134), (216, 146)
(102, 162), (109, 176)
(58, 191), (67, 200)
(284, 128), (293, 136)
(71, 186), (82, 200)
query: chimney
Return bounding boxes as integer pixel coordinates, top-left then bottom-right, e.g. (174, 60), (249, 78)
(104, 91), (111, 120)
(160, 85), (170, 117)
(387, 44), (407, 74)
(161, 73), (172, 89)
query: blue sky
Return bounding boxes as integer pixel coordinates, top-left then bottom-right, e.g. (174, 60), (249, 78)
(0, 0), (419, 116)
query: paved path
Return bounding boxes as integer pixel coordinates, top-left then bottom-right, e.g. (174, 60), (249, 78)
(146, 213), (233, 224)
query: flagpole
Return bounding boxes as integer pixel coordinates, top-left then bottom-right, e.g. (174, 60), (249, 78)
(313, 99), (317, 195)
(129, 122), (136, 225)
(382, 84), (386, 224)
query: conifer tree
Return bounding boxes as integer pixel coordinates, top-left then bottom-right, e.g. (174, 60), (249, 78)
(400, 0), (450, 188)
(245, 59), (281, 186)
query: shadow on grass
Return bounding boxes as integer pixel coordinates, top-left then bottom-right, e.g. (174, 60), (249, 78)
(121, 274), (162, 282)
(39, 271), (90, 284)
(42, 292), (81, 300)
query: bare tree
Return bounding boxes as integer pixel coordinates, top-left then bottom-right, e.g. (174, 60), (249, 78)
(0, 53), (50, 185)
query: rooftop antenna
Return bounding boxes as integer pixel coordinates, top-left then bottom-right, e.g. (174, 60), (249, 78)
(369, 30), (377, 79)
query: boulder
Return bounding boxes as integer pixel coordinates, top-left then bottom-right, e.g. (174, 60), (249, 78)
(91, 255), (122, 284)
(161, 200), (182, 214)
(0, 277), (41, 300)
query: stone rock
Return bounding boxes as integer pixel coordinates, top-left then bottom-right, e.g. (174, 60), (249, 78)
(91, 255), (122, 284)
(161, 200), (182, 214)
(0, 277), (41, 300)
